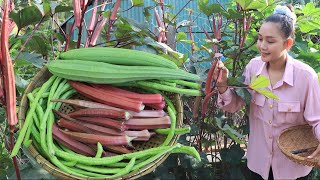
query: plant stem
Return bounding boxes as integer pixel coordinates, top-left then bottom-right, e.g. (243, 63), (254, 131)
(77, 1), (91, 48)
(51, 16), (55, 59)
(10, 134), (21, 180)
(53, 18), (67, 40)
(120, 5), (134, 12)
(166, 0), (192, 29)
(216, 0), (228, 12)
(13, 16), (45, 63)
(216, 85), (248, 89)
(65, 21), (75, 51)
(93, 36), (132, 46)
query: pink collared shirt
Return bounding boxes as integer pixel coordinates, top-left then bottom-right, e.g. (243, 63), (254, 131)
(218, 55), (320, 179)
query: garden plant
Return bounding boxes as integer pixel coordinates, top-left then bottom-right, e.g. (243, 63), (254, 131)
(0, 0), (319, 179)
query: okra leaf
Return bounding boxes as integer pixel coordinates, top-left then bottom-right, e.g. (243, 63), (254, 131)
(228, 76), (246, 87)
(14, 74), (29, 95)
(131, 0), (144, 6)
(54, 5), (73, 14)
(10, 6), (42, 30)
(220, 144), (245, 165)
(176, 32), (187, 42)
(180, 40), (194, 44)
(15, 53), (47, 68)
(256, 89), (279, 101)
(235, 88), (251, 106)
(248, 75), (279, 100)
(221, 124), (245, 144)
(198, 0), (221, 16)
(225, 9), (242, 19)
(143, 7), (152, 21)
(249, 75), (269, 89)
(236, 0), (273, 11)
(34, 0), (51, 16)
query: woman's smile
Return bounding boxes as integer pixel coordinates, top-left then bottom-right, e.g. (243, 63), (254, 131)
(261, 52), (270, 57)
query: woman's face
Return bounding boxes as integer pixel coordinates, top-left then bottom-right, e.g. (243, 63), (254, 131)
(257, 22), (289, 63)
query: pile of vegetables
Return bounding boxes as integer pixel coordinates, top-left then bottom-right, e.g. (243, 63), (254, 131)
(11, 47), (202, 179)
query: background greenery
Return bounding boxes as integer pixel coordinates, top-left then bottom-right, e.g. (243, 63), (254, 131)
(0, 0), (319, 179)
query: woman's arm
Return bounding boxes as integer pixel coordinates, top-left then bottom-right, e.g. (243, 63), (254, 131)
(214, 61), (252, 113)
(217, 88), (245, 113)
(304, 73), (320, 139)
(303, 72), (320, 162)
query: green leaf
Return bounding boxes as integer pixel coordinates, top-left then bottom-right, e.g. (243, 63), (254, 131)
(298, 20), (320, 33)
(9, 6), (43, 30)
(198, 0), (221, 16)
(131, 0), (144, 6)
(180, 40), (194, 44)
(15, 73), (29, 95)
(249, 75), (269, 89)
(235, 88), (251, 106)
(54, 32), (66, 43)
(225, 8), (242, 19)
(318, 72), (320, 84)
(256, 89), (279, 100)
(227, 76), (246, 87)
(15, 53), (47, 68)
(176, 32), (187, 42)
(296, 51), (320, 71)
(143, 7), (152, 21)
(54, 5), (73, 14)
(236, 0), (273, 11)
(14, 58), (32, 67)
(222, 124), (245, 144)
(220, 144), (245, 165)
(300, 3), (320, 17)
(42, 0), (51, 15)
(27, 35), (50, 56)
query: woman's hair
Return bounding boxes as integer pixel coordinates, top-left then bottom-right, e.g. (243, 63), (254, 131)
(263, 5), (296, 39)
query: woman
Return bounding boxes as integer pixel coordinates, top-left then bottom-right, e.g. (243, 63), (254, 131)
(213, 5), (320, 180)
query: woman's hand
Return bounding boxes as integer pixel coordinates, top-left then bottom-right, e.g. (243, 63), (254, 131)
(213, 61), (229, 94)
(307, 144), (320, 166)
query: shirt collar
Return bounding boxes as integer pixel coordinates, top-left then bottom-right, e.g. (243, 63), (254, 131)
(282, 55), (294, 86)
(255, 54), (294, 87)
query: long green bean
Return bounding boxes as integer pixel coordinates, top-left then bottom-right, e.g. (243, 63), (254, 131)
(47, 82), (73, 157)
(155, 126), (191, 135)
(23, 117), (33, 148)
(106, 157), (136, 179)
(132, 145), (177, 171)
(161, 106), (176, 146)
(75, 164), (122, 174)
(40, 77), (62, 158)
(172, 146), (201, 161)
(165, 79), (201, 89)
(54, 144), (181, 166)
(10, 75), (57, 157)
(95, 143), (103, 158)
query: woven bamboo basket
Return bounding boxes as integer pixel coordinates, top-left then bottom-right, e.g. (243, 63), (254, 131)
(18, 67), (184, 179)
(277, 124), (320, 167)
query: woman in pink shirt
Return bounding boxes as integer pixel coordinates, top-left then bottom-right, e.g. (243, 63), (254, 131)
(212, 5), (320, 180)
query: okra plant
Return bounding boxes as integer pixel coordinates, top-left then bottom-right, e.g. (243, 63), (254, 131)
(1, 0), (319, 179)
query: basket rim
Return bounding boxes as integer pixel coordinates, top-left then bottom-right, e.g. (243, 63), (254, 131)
(277, 124), (319, 167)
(18, 67), (184, 180)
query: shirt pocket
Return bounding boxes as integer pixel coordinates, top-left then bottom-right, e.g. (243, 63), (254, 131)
(277, 101), (301, 125)
(250, 93), (266, 120)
